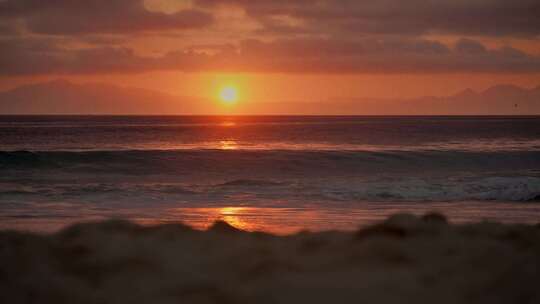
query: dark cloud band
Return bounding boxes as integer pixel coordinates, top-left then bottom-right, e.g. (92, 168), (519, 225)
(1, 0), (539, 76)
(0, 0), (214, 34)
(2, 37), (539, 76)
(196, 0), (540, 37)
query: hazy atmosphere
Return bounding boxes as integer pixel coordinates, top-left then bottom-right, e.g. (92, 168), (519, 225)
(1, 0), (539, 114)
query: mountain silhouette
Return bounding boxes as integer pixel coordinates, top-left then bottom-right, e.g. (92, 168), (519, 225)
(1, 80), (539, 115)
(0, 80), (208, 114)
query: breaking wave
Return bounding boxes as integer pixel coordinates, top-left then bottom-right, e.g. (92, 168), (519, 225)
(1, 149), (539, 203)
(1, 149), (539, 173)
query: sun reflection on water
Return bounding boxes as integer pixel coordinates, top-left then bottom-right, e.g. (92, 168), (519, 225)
(166, 207), (354, 234)
(168, 207), (261, 232)
(216, 207), (257, 231)
(219, 140), (238, 150)
(220, 121), (236, 127)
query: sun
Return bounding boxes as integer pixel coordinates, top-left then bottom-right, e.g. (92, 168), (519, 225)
(219, 86), (238, 104)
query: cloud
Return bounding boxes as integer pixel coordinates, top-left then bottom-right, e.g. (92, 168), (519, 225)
(0, 0), (214, 35)
(2, 36), (539, 76)
(0, 38), (154, 75)
(229, 38), (540, 73)
(195, 0), (540, 37)
(4, 0), (538, 38)
(1, 0), (538, 77)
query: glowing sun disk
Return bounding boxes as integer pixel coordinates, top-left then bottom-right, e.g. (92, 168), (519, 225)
(219, 86), (238, 104)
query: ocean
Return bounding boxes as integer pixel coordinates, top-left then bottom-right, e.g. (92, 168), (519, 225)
(1, 115), (539, 233)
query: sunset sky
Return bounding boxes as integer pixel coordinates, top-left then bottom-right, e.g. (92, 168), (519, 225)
(1, 0), (540, 108)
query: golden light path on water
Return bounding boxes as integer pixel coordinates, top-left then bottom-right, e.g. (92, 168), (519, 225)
(2, 120), (540, 234)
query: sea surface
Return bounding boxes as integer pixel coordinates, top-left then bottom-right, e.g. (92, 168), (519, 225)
(1, 115), (539, 233)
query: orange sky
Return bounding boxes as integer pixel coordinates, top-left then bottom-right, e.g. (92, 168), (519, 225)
(2, 72), (539, 102)
(1, 0), (539, 112)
